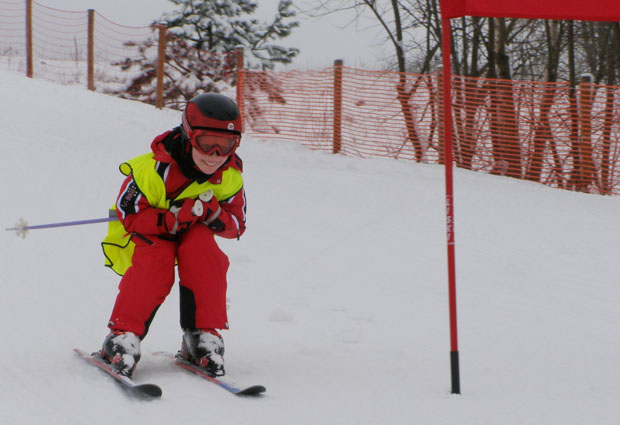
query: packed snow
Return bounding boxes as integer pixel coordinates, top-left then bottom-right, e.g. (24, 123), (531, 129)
(1, 67), (620, 424)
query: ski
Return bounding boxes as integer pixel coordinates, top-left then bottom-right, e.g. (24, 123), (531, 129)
(153, 351), (266, 396)
(74, 348), (162, 399)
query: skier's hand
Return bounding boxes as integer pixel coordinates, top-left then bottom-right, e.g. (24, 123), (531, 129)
(196, 190), (221, 225)
(168, 198), (202, 234)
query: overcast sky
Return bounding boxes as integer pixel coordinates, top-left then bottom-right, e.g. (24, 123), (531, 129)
(44, 0), (388, 69)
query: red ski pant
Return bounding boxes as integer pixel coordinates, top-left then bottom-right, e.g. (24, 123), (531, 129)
(107, 224), (230, 338)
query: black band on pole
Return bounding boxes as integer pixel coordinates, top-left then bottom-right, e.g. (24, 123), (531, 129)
(451, 350), (461, 394)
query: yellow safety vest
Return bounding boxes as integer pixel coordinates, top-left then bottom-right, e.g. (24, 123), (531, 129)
(101, 152), (243, 276)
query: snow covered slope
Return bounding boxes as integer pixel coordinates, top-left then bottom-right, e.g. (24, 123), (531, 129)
(1, 68), (620, 425)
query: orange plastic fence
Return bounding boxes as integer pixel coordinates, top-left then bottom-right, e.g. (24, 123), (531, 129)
(0, 0), (235, 107)
(2, 1), (619, 196)
(241, 66), (620, 195)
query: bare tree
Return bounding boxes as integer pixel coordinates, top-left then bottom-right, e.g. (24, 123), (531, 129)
(303, 2), (619, 191)
(304, 1), (419, 159)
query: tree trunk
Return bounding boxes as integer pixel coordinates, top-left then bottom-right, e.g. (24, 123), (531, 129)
(527, 21), (563, 183)
(494, 19), (521, 178)
(566, 21), (585, 191)
(486, 18), (503, 174)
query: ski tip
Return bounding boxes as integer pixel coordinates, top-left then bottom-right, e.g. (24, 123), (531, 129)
(134, 383), (163, 398)
(235, 385), (267, 396)
(75, 347), (162, 399)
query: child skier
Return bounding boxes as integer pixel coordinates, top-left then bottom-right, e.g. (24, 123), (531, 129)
(100, 93), (246, 378)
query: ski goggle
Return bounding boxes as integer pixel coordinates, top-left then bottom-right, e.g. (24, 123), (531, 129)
(188, 129), (241, 156)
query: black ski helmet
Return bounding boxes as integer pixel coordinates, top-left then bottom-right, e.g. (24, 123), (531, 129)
(181, 93), (242, 137)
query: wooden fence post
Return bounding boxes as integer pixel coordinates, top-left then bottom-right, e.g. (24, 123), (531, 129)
(578, 73), (595, 191)
(155, 24), (167, 109)
(333, 59), (343, 154)
(235, 47), (244, 131)
(87, 9), (94, 91)
(25, 0), (33, 78)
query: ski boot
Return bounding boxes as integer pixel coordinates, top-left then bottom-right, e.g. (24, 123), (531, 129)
(101, 330), (141, 377)
(181, 329), (225, 376)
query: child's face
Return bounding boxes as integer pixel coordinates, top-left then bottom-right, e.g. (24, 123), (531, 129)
(192, 146), (228, 175)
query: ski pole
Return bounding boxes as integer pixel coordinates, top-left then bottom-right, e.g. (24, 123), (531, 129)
(6, 216), (118, 239)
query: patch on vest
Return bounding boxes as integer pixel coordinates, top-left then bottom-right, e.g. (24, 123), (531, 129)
(119, 181), (140, 214)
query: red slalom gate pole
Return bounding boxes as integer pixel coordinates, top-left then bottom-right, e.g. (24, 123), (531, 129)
(441, 16), (461, 395)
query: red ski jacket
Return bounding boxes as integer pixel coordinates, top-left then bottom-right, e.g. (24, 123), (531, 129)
(115, 129), (246, 240)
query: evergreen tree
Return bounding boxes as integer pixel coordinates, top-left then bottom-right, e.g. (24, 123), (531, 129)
(106, 1), (297, 110)
(105, 33), (237, 107)
(160, 0), (299, 70)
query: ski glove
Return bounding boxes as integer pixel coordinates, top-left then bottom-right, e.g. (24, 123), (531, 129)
(168, 198), (203, 234)
(167, 190), (220, 234)
(195, 190), (222, 226)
